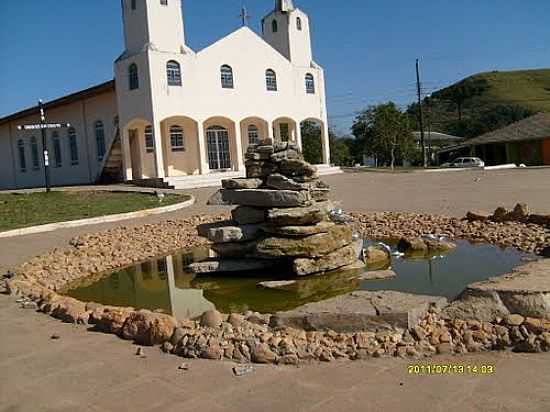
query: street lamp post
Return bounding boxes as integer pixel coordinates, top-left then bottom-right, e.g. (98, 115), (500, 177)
(17, 99), (71, 193)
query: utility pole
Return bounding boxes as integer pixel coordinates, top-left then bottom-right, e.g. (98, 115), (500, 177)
(416, 59), (427, 168)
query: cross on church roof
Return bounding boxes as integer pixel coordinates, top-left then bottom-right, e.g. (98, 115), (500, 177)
(239, 5), (251, 26)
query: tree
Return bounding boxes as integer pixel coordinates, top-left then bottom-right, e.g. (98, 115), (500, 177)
(329, 135), (353, 166)
(352, 102), (415, 169)
(301, 121), (323, 164)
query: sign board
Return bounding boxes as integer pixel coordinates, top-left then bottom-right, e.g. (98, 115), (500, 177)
(17, 123), (71, 131)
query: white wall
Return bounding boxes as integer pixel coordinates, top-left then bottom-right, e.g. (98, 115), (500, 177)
(0, 89), (118, 189)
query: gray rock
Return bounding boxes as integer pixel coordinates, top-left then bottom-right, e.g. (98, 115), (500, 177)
(222, 189), (311, 208)
(397, 237), (428, 253)
(310, 188), (330, 202)
(293, 245), (359, 276)
(232, 206), (266, 225)
(355, 269), (397, 281)
(258, 280), (297, 290)
(200, 310), (223, 328)
(443, 259), (550, 321)
(263, 221), (335, 237)
(266, 201), (332, 226)
(210, 241), (257, 258)
(270, 149), (301, 162)
(363, 246), (391, 267)
(270, 290), (448, 332)
(265, 174), (310, 191)
(222, 178), (263, 190)
(245, 160), (278, 178)
(279, 159), (317, 178)
(207, 189), (231, 206)
(256, 145), (275, 154)
(245, 152), (261, 161)
(171, 327), (186, 346)
(189, 259), (279, 274)
(206, 224), (264, 243)
(255, 224), (353, 259)
(21, 301), (38, 310)
(251, 343), (278, 364)
(228, 313), (244, 328)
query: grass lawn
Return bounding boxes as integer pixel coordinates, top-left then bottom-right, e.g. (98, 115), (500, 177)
(0, 191), (189, 232)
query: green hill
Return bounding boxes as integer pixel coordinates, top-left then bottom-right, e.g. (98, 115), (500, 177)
(409, 68), (550, 138)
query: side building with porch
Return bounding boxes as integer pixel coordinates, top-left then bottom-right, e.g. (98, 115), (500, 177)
(436, 113), (550, 166)
(0, 0), (335, 190)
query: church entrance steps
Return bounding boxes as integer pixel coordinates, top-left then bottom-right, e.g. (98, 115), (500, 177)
(315, 164), (343, 176)
(163, 171), (245, 189)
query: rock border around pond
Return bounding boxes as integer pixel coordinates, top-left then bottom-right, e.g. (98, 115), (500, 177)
(3, 209), (550, 365)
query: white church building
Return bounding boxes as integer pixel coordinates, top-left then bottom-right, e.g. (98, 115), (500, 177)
(0, 0), (335, 190)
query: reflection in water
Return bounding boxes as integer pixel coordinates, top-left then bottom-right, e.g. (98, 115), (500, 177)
(66, 241), (534, 315)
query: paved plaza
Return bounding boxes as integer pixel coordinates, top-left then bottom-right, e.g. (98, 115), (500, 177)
(1, 168), (549, 411)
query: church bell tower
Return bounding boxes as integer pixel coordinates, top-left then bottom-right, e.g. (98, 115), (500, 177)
(121, 0), (186, 55)
(262, 0), (313, 67)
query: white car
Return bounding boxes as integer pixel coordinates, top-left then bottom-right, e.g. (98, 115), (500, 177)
(449, 157), (485, 168)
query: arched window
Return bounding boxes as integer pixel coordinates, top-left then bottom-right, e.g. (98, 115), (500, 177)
(305, 73), (315, 94)
(30, 136), (40, 170)
(131, 0), (136, 10)
(129, 63), (139, 90)
(266, 69), (277, 91)
(68, 127), (79, 166)
(247, 125), (259, 145)
(166, 60), (182, 86)
(95, 121), (106, 161)
(170, 125), (185, 151)
(160, 0), (168, 5)
(144, 125), (155, 153)
(272, 19), (278, 33)
(220, 65), (234, 89)
(52, 131), (62, 167)
(297, 17), (302, 31)
(17, 140), (27, 172)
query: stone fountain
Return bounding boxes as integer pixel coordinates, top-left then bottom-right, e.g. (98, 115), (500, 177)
(191, 139), (362, 276)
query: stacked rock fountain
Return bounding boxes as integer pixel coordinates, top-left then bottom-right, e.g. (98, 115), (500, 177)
(191, 138), (362, 276)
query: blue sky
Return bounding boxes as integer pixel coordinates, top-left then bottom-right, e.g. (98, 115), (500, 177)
(1, 0), (549, 134)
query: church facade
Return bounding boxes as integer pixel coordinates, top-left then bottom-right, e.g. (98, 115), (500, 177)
(0, 0), (332, 190)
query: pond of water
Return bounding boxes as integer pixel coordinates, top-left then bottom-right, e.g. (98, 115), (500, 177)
(65, 240), (535, 316)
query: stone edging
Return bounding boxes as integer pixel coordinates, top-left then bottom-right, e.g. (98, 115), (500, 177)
(0, 195), (195, 239)
(4, 211), (550, 365)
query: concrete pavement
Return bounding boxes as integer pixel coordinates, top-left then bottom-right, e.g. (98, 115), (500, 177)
(1, 168), (550, 411)
(1, 295), (549, 412)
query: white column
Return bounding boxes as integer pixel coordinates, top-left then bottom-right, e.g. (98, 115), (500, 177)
(197, 121), (210, 175)
(234, 122), (245, 171)
(152, 121), (165, 179)
(166, 256), (177, 318)
(295, 121), (303, 150)
(121, 127), (133, 181)
(321, 121), (331, 165)
(267, 119), (274, 141)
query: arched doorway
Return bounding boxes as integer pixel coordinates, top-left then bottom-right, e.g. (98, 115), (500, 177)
(206, 126), (231, 170)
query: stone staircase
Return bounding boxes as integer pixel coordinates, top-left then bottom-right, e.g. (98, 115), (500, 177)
(98, 131), (124, 184)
